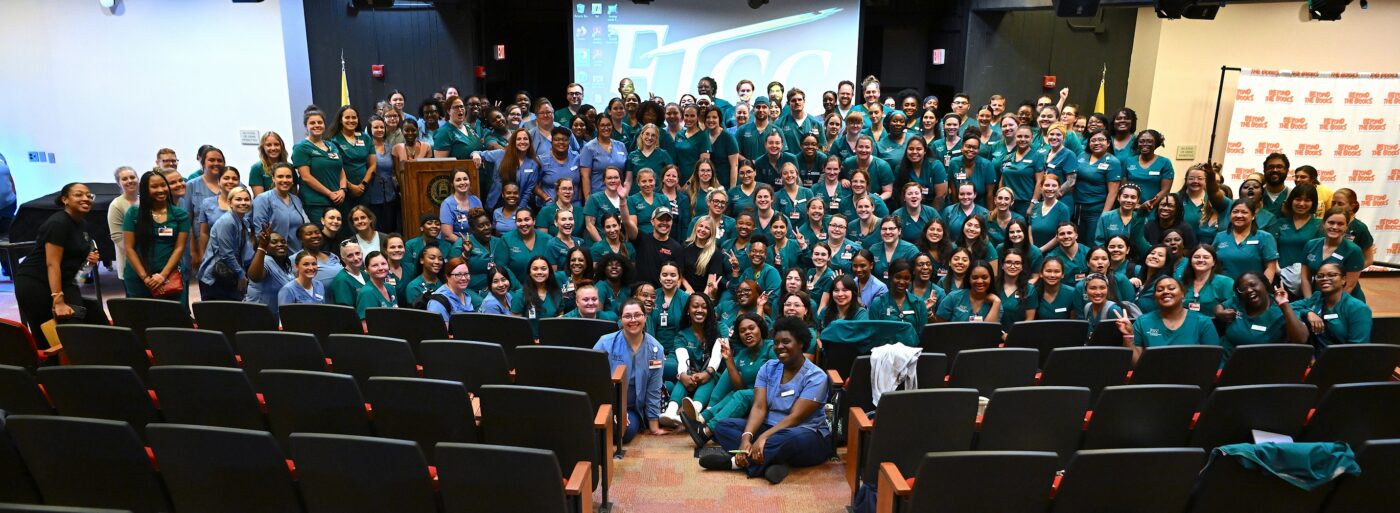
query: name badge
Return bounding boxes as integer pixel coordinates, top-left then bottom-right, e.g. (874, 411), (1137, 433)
(1074, 273), (1085, 281)
(902, 310), (915, 316)
(1048, 163), (1057, 170)
(1329, 253), (1343, 260)
(1246, 240), (1259, 245)
(789, 211), (801, 219)
(1148, 171), (1161, 176)
(956, 173), (968, 180)
(921, 186), (930, 196)
(1323, 313), (1339, 320)
(156, 227), (174, 237)
(937, 268), (948, 277)
(1250, 324), (1267, 332)
(659, 310), (669, 327)
(1098, 163), (1110, 170)
(779, 389), (796, 397)
(1188, 302), (1201, 311)
(648, 359), (663, 369)
(841, 251), (853, 260)
(969, 315), (983, 322)
(1055, 307), (1068, 313)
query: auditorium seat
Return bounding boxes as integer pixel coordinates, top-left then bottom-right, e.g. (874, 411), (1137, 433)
(1320, 439), (1400, 513)
(877, 451), (1058, 513)
(1189, 384), (1316, 449)
(234, 331), (328, 390)
(0, 416), (40, 504)
(365, 376), (478, 464)
(147, 365), (266, 431)
(418, 340), (511, 394)
(947, 348), (1039, 397)
(846, 389), (978, 501)
(0, 365), (53, 416)
(145, 327), (238, 368)
(36, 366), (159, 437)
(290, 433), (438, 513)
(1050, 448), (1207, 513)
(1005, 319), (1090, 366)
(279, 303), (362, 345)
(539, 317), (617, 350)
(53, 325), (150, 381)
(105, 298), (192, 342)
(322, 334), (418, 389)
(918, 322), (1001, 361)
(192, 300), (278, 342)
(1081, 385), (1202, 450)
(365, 307), (447, 357)
(0, 320), (53, 373)
(1129, 345), (1223, 389)
(476, 385), (613, 510)
(448, 313), (533, 364)
(1299, 382), (1400, 447)
(1304, 344), (1400, 393)
(1038, 346), (1133, 401)
(436, 443), (592, 513)
(1187, 446), (1335, 513)
(146, 423), (302, 513)
(976, 386), (1090, 464)
(512, 346), (627, 454)
(260, 369), (372, 446)
(1214, 344), (1313, 388)
(915, 352), (949, 386)
(6, 415), (171, 513)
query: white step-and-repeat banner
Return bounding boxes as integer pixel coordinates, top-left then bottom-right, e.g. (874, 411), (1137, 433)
(1223, 69), (1400, 266)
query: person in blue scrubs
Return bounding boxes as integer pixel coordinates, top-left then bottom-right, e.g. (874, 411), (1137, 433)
(1114, 275), (1220, 364)
(1216, 272), (1308, 359)
(578, 116), (629, 198)
(697, 316), (831, 484)
(277, 251), (327, 310)
(594, 299), (666, 443)
(1213, 199), (1280, 282)
(438, 168), (484, 245)
(251, 163), (309, 252)
(245, 231), (295, 315)
(1290, 261), (1372, 350)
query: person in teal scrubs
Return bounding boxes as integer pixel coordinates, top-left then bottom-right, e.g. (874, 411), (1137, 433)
(1074, 246), (1134, 308)
(956, 215), (999, 270)
(589, 214), (635, 262)
(930, 113), (965, 167)
(869, 215), (921, 281)
(1028, 256), (1080, 320)
(664, 292), (719, 421)
(328, 106), (375, 209)
(1109, 108), (1139, 164)
(544, 209), (588, 269)
(1213, 199), (1280, 282)
(1178, 163), (1229, 247)
(1216, 272), (1308, 359)
(672, 105), (712, 183)
(895, 137), (948, 210)
(942, 182), (989, 243)
(583, 166), (628, 242)
(894, 183), (941, 244)
(448, 209), (504, 291)
(686, 312), (776, 434)
(704, 106), (741, 186)
(999, 219), (1043, 279)
(815, 275), (869, 330)
(492, 209), (551, 284)
(354, 251), (398, 321)
(1043, 222), (1089, 286)
(947, 137), (998, 209)
(842, 136), (896, 203)
(1094, 183), (1144, 250)
(292, 110), (347, 223)
(933, 260), (1001, 323)
(869, 259), (928, 334)
(1290, 261), (1372, 350)
(1080, 272), (1126, 340)
(326, 241), (368, 306)
(434, 96), (489, 203)
(510, 256), (564, 338)
(1039, 122), (1079, 206)
(1075, 129), (1124, 243)
(1114, 275), (1220, 364)
(1027, 174), (1073, 248)
(1122, 129), (1173, 211)
(753, 132), (796, 186)
(650, 262), (692, 376)
(996, 249), (1034, 330)
(986, 187), (1025, 248)
(996, 125), (1045, 215)
(627, 124), (674, 189)
(727, 162), (762, 217)
(1301, 207), (1366, 300)
(775, 162), (815, 224)
(737, 97), (782, 162)
(726, 239), (781, 302)
(1271, 184), (1322, 271)
(1178, 244), (1234, 316)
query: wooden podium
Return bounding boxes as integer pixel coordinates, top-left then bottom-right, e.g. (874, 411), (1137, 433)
(400, 159), (478, 239)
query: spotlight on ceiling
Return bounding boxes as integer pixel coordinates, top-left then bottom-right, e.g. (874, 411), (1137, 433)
(1308, 0), (1355, 21)
(1154, 0), (1221, 20)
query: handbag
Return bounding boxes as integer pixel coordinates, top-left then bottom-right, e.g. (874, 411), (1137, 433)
(150, 268), (185, 299)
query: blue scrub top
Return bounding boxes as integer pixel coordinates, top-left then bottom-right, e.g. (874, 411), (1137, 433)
(755, 359), (830, 436)
(578, 139), (629, 194)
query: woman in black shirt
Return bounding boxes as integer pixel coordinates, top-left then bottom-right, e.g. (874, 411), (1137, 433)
(13, 183), (104, 347)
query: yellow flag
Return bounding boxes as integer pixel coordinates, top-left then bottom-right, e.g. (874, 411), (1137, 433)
(339, 52), (351, 106)
(1094, 64), (1107, 114)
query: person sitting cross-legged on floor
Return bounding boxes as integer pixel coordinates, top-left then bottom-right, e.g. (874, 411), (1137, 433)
(687, 316), (831, 484)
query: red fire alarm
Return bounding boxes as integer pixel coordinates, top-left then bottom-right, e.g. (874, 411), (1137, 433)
(474, 66), (486, 79)
(1043, 75), (1057, 89)
(371, 65), (385, 79)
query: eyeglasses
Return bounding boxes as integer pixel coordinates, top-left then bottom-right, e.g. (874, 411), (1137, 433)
(449, 272), (470, 278)
(621, 313), (646, 320)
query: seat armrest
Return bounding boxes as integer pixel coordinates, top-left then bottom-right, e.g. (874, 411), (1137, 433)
(593, 404), (612, 430)
(564, 460), (593, 513)
(846, 407), (873, 494)
(827, 369), (845, 389)
(877, 462), (912, 513)
(594, 404), (615, 485)
(611, 364), (626, 383)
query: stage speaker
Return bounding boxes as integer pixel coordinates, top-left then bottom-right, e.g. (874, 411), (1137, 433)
(1056, 0), (1101, 18)
(1155, 0), (1221, 20)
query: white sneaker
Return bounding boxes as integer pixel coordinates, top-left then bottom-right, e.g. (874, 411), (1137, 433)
(682, 397), (705, 424)
(659, 401), (682, 428)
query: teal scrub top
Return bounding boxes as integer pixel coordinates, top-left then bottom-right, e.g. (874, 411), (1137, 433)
(626, 148), (674, 184)
(1212, 230), (1280, 278)
(1029, 283), (1081, 320)
(1111, 135), (1138, 165)
(1133, 310), (1221, 348)
(998, 286), (1033, 330)
(987, 212), (1026, 248)
(582, 192), (623, 240)
(1123, 156), (1174, 203)
(774, 187), (815, 222)
(930, 137), (963, 168)
(589, 239), (635, 262)
(1028, 200), (1073, 248)
(595, 280), (630, 314)
(902, 159), (949, 204)
(538, 203), (587, 239)
(815, 306), (870, 330)
(825, 238), (862, 273)
(868, 290), (928, 334)
(1303, 238), (1365, 300)
(649, 288), (691, 352)
(402, 236), (451, 283)
(627, 193), (663, 235)
(936, 289), (997, 322)
(671, 129), (712, 184)
(1289, 292), (1372, 348)
(1271, 217), (1324, 268)
(1218, 298), (1289, 358)
(707, 130), (740, 185)
(510, 288), (564, 337)
(291, 139), (344, 207)
(736, 122), (782, 162)
(1181, 195), (1229, 246)
(753, 152), (797, 186)
(354, 282), (399, 319)
(1346, 218), (1374, 251)
(896, 205), (941, 244)
(672, 326), (710, 362)
(327, 269), (369, 307)
(806, 267), (836, 304)
(1094, 210), (1144, 248)
(809, 183), (851, 217)
(841, 156), (896, 196)
(492, 230), (552, 285)
(1075, 153), (1125, 207)
(1044, 244), (1091, 286)
(946, 155), (998, 207)
(727, 185), (757, 217)
(941, 204), (989, 243)
(432, 122), (485, 159)
(836, 195), (890, 226)
(121, 206), (191, 279)
(448, 234), (501, 291)
(330, 132), (373, 187)
(875, 132), (912, 170)
(544, 235), (586, 269)
(1073, 271), (1136, 307)
(871, 240), (920, 281)
(1084, 301), (1126, 338)
(1180, 273), (1235, 315)
(995, 150), (1046, 207)
(1042, 148), (1078, 204)
(771, 241), (802, 275)
(776, 113), (825, 159)
(400, 275), (442, 308)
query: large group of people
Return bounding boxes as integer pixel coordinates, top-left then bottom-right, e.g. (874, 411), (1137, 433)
(10, 74), (1379, 484)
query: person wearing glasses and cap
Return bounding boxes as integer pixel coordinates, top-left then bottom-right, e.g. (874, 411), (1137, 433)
(625, 205), (685, 285)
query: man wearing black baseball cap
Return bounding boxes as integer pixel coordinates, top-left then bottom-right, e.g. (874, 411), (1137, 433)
(627, 205), (684, 285)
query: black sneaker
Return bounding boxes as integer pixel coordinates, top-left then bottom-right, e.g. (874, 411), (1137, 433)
(763, 463), (790, 484)
(679, 400), (709, 448)
(699, 450), (734, 471)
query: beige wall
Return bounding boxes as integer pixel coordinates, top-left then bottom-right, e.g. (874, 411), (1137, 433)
(1127, 2), (1400, 189)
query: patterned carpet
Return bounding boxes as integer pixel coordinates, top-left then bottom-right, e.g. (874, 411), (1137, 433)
(605, 431), (851, 513)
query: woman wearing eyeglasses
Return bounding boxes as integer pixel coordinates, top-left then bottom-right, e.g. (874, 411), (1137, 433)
(1289, 261), (1372, 349)
(1215, 272), (1308, 359)
(425, 257), (475, 323)
(594, 299), (667, 442)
